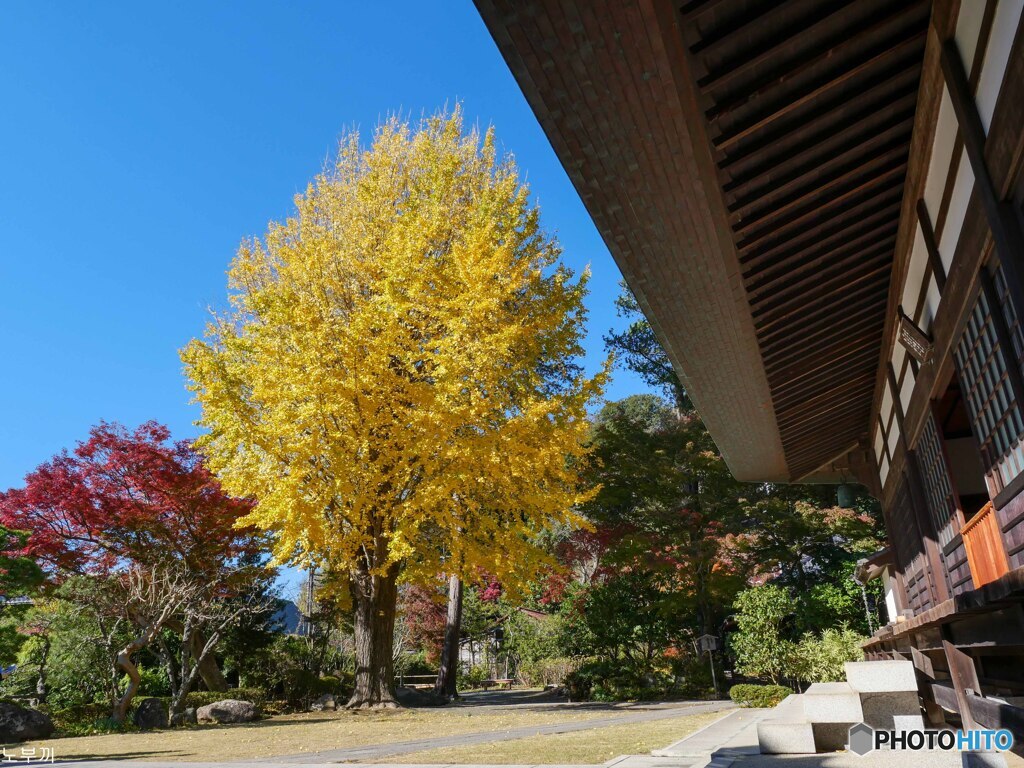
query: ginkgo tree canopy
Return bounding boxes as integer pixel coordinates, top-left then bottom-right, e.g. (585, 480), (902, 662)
(182, 108), (606, 590)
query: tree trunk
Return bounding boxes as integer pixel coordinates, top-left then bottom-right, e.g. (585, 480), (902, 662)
(347, 561), (400, 709)
(166, 619), (229, 692)
(434, 574), (463, 699)
(191, 633), (228, 692)
(112, 641), (145, 723)
(35, 636), (50, 701)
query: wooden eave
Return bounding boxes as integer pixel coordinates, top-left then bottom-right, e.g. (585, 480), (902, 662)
(476, 0), (932, 482)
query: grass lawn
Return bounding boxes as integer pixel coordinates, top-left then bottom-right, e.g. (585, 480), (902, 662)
(21, 706), (617, 763)
(382, 710), (730, 764)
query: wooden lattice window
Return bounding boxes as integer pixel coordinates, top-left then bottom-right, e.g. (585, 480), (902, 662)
(916, 410), (959, 547)
(953, 267), (1024, 496)
(993, 261), (1024, 379)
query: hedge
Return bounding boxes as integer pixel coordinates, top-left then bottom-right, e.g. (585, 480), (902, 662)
(728, 683), (792, 708)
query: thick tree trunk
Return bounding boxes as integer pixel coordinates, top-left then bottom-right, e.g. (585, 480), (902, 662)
(166, 620), (229, 692)
(347, 562), (400, 709)
(191, 633), (228, 692)
(434, 574), (463, 699)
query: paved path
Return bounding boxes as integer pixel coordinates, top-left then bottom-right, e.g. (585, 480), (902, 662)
(652, 705), (1018, 768)
(653, 707), (768, 768)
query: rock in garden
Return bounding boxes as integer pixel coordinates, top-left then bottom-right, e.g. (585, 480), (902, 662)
(309, 693), (336, 711)
(133, 697), (169, 730)
(169, 707), (198, 727)
(0, 702), (54, 742)
(196, 699), (258, 724)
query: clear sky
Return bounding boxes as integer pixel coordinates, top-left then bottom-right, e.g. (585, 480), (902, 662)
(0, 2), (647, 503)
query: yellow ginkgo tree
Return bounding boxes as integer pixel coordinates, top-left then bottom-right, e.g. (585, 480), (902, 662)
(182, 108), (607, 708)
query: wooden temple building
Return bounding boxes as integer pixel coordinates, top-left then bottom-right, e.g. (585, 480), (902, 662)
(476, 0), (1024, 740)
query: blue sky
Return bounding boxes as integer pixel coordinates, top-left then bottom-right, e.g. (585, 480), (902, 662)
(0, 2), (647, 517)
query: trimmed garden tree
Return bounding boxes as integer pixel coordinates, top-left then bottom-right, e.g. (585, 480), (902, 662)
(182, 108), (605, 708)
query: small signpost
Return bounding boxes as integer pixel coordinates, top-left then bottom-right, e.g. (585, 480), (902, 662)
(698, 633), (720, 698)
(897, 307), (933, 364)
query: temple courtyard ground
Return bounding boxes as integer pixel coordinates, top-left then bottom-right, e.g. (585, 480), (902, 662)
(28, 694), (733, 765)
(26, 692), (1024, 767)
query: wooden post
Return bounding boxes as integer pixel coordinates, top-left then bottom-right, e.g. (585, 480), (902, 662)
(942, 636), (981, 731)
(911, 646), (946, 726)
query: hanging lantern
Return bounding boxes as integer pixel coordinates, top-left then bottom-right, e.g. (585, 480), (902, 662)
(837, 483), (858, 508)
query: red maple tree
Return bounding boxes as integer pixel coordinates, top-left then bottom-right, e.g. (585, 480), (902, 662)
(0, 421), (257, 580)
(0, 421), (266, 722)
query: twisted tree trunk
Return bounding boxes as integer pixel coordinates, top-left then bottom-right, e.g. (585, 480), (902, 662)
(112, 635), (150, 723)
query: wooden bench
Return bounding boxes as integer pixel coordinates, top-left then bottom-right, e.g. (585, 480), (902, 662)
(397, 673), (436, 690)
(480, 678), (514, 691)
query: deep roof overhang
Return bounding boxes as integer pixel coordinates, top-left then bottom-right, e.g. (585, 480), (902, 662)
(476, 0), (931, 482)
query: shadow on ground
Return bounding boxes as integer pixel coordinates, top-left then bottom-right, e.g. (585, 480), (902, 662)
(440, 688), (724, 713)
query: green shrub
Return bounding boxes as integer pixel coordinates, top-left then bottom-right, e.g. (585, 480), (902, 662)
(282, 668), (353, 707)
(316, 675), (341, 695)
(456, 664), (490, 690)
(562, 668), (591, 701)
(729, 585), (794, 684)
(729, 683), (792, 708)
(558, 660), (674, 702)
(789, 626), (865, 683)
(669, 652), (720, 699)
(49, 703), (139, 737)
(590, 669), (672, 702)
(518, 657), (577, 687)
(136, 665), (171, 697)
(395, 650), (436, 677)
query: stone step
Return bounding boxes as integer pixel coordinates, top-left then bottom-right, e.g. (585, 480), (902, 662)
(802, 682), (863, 723)
(844, 660), (917, 692)
(756, 719), (816, 755)
(860, 690), (923, 728)
(772, 693), (804, 716)
(811, 721), (855, 752)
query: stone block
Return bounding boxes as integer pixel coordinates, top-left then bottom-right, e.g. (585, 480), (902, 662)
(773, 694), (804, 716)
(802, 682), (863, 722)
(757, 720), (816, 754)
(811, 721), (853, 752)
(860, 690), (921, 728)
(845, 660), (917, 692)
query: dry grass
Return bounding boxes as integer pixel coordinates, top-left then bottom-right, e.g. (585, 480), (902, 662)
(381, 710), (731, 764)
(21, 706), (615, 763)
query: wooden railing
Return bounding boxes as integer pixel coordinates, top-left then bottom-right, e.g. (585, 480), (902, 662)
(961, 502), (1010, 588)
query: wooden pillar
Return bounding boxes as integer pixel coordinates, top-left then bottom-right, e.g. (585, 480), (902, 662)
(911, 646), (946, 726)
(942, 635), (981, 731)
(939, 37), (1024, 327)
